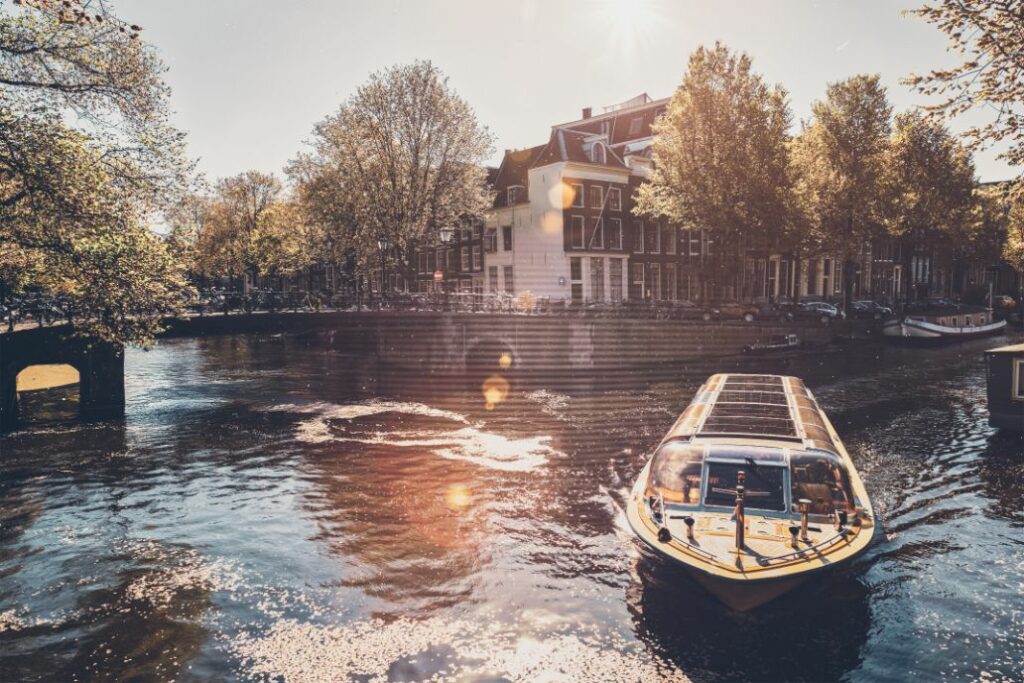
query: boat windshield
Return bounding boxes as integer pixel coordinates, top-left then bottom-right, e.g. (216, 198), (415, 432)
(790, 451), (856, 514)
(646, 442), (703, 504)
(704, 461), (787, 512)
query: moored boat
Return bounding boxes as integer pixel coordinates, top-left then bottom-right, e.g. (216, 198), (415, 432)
(742, 334), (800, 355)
(882, 305), (1006, 341)
(984, 343), (1024, 432)
(626, 373), (876, 611)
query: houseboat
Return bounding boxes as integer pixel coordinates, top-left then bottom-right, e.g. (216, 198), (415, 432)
(985, 343), (1024, 432)
(882, 305), (1006, 341)
(742, 334), (800, 355)
(626, 373), (876, 611)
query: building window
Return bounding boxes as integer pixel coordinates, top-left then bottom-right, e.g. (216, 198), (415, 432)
(628, 116), (642, 136)
(472, 245), (482, 270)
(571, 215), (585, 248)
(665, 262), (677, 300)
(462, 227), (472, 242)
(571, 183), (584, 208)
(436, 248), (445, 272)
(473, 223), (483, 239)
(608, 187), (621, 211)
(507, 186), (523, 205)
(484, 228), (497, 252)
(631, 262), (645, 299)
(488, 266), (498, 292)
(633, 221), (644, 253)
(460, 247), (469, 271)
(689, 230), (701, 256)
(589, 185), (603, 209)
(570, 257), (583, 304)
(650, 263), (662, 300)
(664, 224), (676, 254)
(1014, 359), (1024, 401)
(646, 222), (661, 254)
(589, 217), (604, 249)
(608, 218), (622, 250)
(590, 257), (605, 302)
(502, 225), (513, 251)
(610, 258), (623, 302)
(418, 252), (427, 274)
(591, 143), (607, 164)
(503, 265), (514, 293)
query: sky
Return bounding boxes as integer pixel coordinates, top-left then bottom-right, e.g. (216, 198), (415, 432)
(115, 0), (1015, 183)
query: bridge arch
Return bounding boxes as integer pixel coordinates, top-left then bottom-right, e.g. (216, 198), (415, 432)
(0, 326), (124, 431)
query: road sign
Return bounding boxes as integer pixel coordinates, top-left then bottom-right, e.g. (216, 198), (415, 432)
(434, 271), (443, 282)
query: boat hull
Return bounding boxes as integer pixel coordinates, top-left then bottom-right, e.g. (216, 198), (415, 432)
(882, 318), (1007, 341)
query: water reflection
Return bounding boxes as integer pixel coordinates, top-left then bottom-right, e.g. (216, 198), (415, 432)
(627, 552), (871, 682)
(0, 330), (1022, 681)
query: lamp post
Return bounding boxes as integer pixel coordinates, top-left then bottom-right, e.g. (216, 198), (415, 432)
(377, 235), (388, 310)
(439, 226), (454, 311)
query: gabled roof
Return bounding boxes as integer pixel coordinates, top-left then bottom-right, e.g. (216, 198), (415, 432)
(490, 144), (545, 208)
(532, 128), (627, 169)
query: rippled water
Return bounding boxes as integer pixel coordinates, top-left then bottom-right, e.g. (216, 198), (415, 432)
(1, 330), (1022, 682)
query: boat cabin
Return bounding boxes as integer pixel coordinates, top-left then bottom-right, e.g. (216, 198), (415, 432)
(985, 343), (1024, 432)
(906, 305), (993, 328)
(645, 374), (859, 518)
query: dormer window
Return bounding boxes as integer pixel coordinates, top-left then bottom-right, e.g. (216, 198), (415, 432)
(591, 143), (607, 165)
(507, 185), (523, 205)
(628, 117), (643, 136)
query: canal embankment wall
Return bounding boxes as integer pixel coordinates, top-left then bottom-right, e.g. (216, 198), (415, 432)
(161, 312), (883, 373)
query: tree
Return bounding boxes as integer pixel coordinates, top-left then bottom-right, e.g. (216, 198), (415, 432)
(784, 128), (830, 302)
(290, 60), (493, 294)
(634, 42), (791, 301)
(881, 111), (976, 301)
(797, 75), (892, 307)
(1005, 187), (1024, 289)
(905, 1), (1024, 168)
(0, 0), (192, 343)
(186, 172), (281, 288)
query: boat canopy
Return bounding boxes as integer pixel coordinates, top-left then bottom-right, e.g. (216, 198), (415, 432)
(645, 442), (856, 515)
(663, 374), (841, 454)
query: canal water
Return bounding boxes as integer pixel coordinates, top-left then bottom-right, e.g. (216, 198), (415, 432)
(1, 330), (1022, 682)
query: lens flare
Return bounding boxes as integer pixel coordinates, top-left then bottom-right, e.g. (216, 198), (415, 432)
(482, 374), (510, 410)
(499, 352), (513, 370)
(444, 483), (473, 511)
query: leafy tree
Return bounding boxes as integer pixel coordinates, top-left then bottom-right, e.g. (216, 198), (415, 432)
(784, 127), (830, 302)
(1005, 187), (1024, 275)
(797, 75), (892, 306)
(634, 42), (791, 301)
(0, 0), (192, 343)
(881, 111), (976, 301)
(186, 172), (281, 288)
(290, 60), (493, 293)
(905, 1), (1024, 168)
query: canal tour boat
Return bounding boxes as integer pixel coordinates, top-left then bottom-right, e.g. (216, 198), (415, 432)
(882, 305), (1006, 341)
(626, 373), (876, 611)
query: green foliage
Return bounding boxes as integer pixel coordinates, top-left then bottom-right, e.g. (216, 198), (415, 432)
(882, 111), (976, 240)
(0, 0), (193, 344)
(289, 60), (494, 278)
(635, 43), (791, 247)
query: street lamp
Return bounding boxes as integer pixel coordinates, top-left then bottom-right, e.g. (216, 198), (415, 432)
(377, 235), (388, 309)
(439, 227), (455, 311)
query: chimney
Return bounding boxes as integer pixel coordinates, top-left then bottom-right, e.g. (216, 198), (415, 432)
(582, 107), (592, 120)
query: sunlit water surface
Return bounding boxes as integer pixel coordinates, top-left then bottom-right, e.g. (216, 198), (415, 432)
(1, 331), (1022, 682)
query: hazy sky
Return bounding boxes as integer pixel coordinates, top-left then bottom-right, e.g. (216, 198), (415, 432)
(116, 0), (1014, 183)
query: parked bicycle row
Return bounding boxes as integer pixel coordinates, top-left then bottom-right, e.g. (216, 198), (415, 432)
(6, 287), (1018, 331)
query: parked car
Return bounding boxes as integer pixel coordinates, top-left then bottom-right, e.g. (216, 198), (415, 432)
(776, 300), (845, 324)
(993, 295), (1017, 310)
(715, 300), (763, 323)
(673, 299), (721, 321)
(849, 300), (893, 320)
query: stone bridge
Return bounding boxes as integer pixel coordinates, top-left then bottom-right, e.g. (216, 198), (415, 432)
(0, 325), (124, 431)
